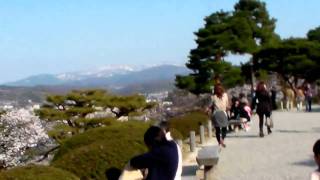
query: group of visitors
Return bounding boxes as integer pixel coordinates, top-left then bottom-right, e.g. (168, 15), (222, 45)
(283, 83), (314, 112)
(114, 81), (317, 180)
(208, 81), (274, 147)
(229, 92), (252, 132)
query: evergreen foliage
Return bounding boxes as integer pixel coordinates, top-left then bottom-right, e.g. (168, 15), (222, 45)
(176, 0), (279, 94)
(36, 89), (155, 141)
(169, 111), (209, 139)
(307, 26), (320, 42)
(52, 121), (150, 180)
(0, 165), (79, 180)
(253, 38), (320, 87)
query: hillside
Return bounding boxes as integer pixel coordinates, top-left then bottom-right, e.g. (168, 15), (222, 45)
(0, 65), (190, 105)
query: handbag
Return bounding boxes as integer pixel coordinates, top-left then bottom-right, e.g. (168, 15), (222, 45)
(265, 117), (274, 128)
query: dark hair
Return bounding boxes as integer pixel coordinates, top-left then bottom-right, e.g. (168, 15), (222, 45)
(314, 139), (320, 157)
(144, 126), (166, 147)
(214, 84), (225, 99)
(105, 167), (122, 180)
(159, 121), (170, 133)
(256, 81), (267, 93)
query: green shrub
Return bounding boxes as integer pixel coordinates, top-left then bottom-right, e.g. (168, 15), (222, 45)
(169, 111), (209, 139)
(48, 118), (118, 142)
(74, 117), (117, 128)
(48, 124), (78, 142)
(170, 128), (183, 140)
(0, 165), (79, 180)
(52, 121), (150, 180)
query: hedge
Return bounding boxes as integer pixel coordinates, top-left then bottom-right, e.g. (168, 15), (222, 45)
(0, 165), (79, 180)
(52, 121), (150, 180)
(169, 111), (209, 139)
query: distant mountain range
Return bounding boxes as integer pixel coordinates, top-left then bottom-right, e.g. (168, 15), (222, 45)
(5, 64), (189, 88)
(5, 64), (142, 87)
(0, 64), (190, 105)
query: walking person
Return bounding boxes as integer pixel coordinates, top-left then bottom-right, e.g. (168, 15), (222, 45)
(295, 87), (305, 111)
(304, 83), (313, 112)
(208, 84), (229, 147)
(285, 87), (295, 111)
(254, 81), (273, 137)
(271, 86), (278, 110)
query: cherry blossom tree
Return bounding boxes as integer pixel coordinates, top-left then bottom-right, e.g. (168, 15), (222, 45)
(0, 109), (49, 168)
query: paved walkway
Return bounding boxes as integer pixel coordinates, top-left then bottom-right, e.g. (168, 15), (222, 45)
(182, 108), (320, 180)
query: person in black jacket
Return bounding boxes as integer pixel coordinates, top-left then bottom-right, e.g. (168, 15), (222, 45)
(129, 126), (179, 180)
(254, 81), (273, 137)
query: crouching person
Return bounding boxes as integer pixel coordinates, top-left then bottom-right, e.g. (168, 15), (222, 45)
(124, 126), (179, 180)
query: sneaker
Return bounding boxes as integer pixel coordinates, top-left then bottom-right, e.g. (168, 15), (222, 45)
(267, 128), (272, 134)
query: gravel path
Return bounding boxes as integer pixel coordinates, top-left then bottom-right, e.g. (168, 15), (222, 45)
(212, 109), (319, 180)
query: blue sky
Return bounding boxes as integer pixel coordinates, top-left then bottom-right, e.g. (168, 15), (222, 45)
(0, 0), (319, 83)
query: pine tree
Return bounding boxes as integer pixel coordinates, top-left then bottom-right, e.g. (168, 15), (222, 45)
(176, 0), (279, 94)
(36, 89), (155, 141)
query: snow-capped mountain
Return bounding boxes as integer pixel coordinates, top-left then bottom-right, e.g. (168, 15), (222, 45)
(4, 64), (190, 89)
(56, 65), (141, 81)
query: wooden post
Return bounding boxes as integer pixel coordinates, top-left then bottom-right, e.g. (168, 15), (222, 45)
(200, 125), (205, 144)
(207, 120), (212, 138)
(190, 131), (196, 152)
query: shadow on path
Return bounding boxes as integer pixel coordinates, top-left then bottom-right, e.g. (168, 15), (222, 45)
(292, 157), (316, 167)
(312, 127), (320, 133)
(276, 129), (309, 134)
(227, 134), (259, 139)
(182, 165), (198, 176)
(305, 106), (320, 113)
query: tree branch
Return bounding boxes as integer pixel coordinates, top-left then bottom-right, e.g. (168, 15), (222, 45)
(36, 145), (60, 162)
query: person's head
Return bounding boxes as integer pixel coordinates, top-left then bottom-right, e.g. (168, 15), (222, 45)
(313, 139), (320, 168)
(159, 121), (170, 133)
(306, 83), (311, 89)
(214, 84), (225, 98)
(144, 126), (167, 150)
(256, 81), (267, 92)
(234, 100), (239, 107)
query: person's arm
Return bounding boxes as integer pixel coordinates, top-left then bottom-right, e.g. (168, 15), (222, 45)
(130, 152), (156, 169)
(130, 149), (166, 169)
(225, 93), (230, 111)
(251, 92), (258, 111)
(267, 92), (273, 111)
(205, 96), (214, 115)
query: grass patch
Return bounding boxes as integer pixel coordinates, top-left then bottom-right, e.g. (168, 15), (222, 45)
(52, 121), (150, 180)
(169, 111), (209, 139)
(0, 165), (79, 180)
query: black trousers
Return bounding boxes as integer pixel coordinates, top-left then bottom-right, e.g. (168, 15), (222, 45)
(215, 126), (227, 144)
(306, 97), (312, 112)
(258, 112), (271, 131)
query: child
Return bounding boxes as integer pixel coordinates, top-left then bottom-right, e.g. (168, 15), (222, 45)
(311, 139), (320, 180)
(239, 101), (252, 132)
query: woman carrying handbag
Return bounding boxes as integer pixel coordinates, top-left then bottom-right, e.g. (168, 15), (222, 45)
(207, 84), (229, 147)
(254, 81), (273, 137)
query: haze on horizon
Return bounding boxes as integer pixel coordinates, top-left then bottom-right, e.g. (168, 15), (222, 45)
(0, 0), (319, 84)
